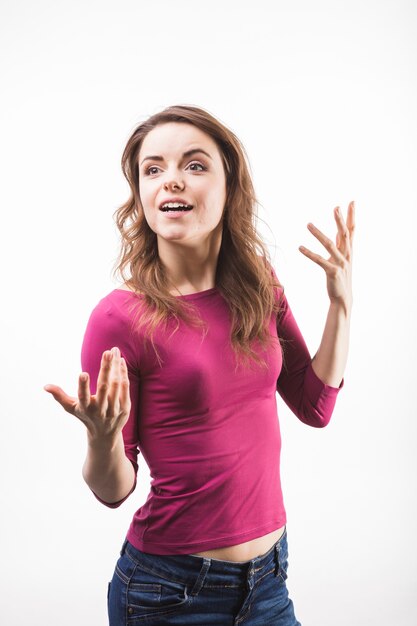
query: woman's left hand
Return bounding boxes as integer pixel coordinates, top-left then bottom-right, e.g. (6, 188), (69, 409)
(298, 200), (355, 309)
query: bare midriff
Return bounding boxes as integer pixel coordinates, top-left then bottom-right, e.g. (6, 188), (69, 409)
(188, 525), (286, 562)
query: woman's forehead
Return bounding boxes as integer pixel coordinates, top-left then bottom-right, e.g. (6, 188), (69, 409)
(139, 122), (219, 158)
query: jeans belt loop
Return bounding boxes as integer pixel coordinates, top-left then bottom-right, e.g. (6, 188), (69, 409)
(274, 543), (280, 577)
(120, 538), (129, 556)
(189, 557), (211, 596)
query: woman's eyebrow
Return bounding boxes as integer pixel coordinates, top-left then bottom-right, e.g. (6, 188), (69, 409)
(140, 148), (212, 166)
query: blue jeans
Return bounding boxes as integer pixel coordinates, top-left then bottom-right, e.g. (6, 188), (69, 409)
(108, 526), (302, 625)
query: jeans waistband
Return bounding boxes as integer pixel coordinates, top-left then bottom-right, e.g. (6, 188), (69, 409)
(121, 526), (288, 591)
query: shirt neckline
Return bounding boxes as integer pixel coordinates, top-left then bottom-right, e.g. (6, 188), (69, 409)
(112, 286), (219, 301)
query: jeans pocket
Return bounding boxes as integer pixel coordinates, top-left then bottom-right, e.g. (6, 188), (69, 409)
(278, 564), (288, 583)
(126, 567), (191, 620)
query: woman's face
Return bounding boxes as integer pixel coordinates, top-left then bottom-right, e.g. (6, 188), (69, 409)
(138, 122), (227, 249)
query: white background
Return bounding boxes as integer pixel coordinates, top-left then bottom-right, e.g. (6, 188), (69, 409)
(1, 1), (416, 624)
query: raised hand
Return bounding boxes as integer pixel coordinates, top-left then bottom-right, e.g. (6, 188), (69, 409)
(298, 200), (355, 308)
(44, 346), (131, 441)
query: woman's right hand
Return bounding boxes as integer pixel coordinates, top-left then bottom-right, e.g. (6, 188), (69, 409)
(44, 346), (131, 441)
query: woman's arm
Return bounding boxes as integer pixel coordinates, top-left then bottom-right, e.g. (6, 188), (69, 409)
(82, 428), (136, 506)
(276, 290), (344, 428)
(300, 201), (355, 388)
(45, 346), (138, 507)
(79, 300), (141, 507)
(311, 300), (352, 388)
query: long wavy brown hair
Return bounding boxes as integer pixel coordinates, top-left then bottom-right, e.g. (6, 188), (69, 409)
(111, 104), (287, 372)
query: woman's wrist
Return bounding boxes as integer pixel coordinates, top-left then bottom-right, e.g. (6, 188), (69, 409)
(86, 429), (124, 454)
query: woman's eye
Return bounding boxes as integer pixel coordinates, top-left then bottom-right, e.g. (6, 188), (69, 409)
(144, 162), (206, 176)
(188, 162), (206, 171)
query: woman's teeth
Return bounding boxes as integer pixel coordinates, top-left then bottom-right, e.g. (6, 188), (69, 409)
(161, 202), (193, 211)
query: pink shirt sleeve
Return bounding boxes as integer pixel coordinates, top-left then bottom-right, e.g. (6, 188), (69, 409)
(80, 296), (141, 507)
(274, 273), (344, 428)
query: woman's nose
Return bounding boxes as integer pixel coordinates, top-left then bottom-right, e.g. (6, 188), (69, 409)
(163, 174), (184, 190)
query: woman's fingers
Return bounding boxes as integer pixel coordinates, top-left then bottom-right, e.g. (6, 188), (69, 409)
(95, 349), (114, 410)
(106, 348), (122, 418)
(346, 200), (355, 246)
(43, 384), (78, 416)
(45, 346), (129, 435)
(118, 358), (131, 416)
(306, 222), (346, 265)
(307, 201), (355, 267)
(333, 205), (352, 260)
(78, 371), (91, 410)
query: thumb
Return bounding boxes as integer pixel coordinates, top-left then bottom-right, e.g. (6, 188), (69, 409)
(43, 384), (77, 415)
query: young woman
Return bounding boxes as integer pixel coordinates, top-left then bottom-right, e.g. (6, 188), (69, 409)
(44, 104), (354, 625)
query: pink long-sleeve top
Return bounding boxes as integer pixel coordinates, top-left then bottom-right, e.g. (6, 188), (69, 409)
(80, 268), (344, 555)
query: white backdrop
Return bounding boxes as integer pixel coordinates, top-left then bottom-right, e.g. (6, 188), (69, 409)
(1, 1), (416, 624)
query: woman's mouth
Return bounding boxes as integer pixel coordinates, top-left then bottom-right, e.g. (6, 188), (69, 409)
(161, 209), (194, 218)
(159, 203), (194, 218)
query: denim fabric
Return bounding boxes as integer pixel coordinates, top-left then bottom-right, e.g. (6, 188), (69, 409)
(107, 526), (302, 625)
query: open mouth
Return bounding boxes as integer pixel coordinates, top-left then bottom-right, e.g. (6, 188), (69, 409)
(160, 204), (193, 212)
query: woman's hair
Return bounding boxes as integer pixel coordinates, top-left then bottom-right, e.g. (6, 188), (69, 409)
(111, 104), (286, 372)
